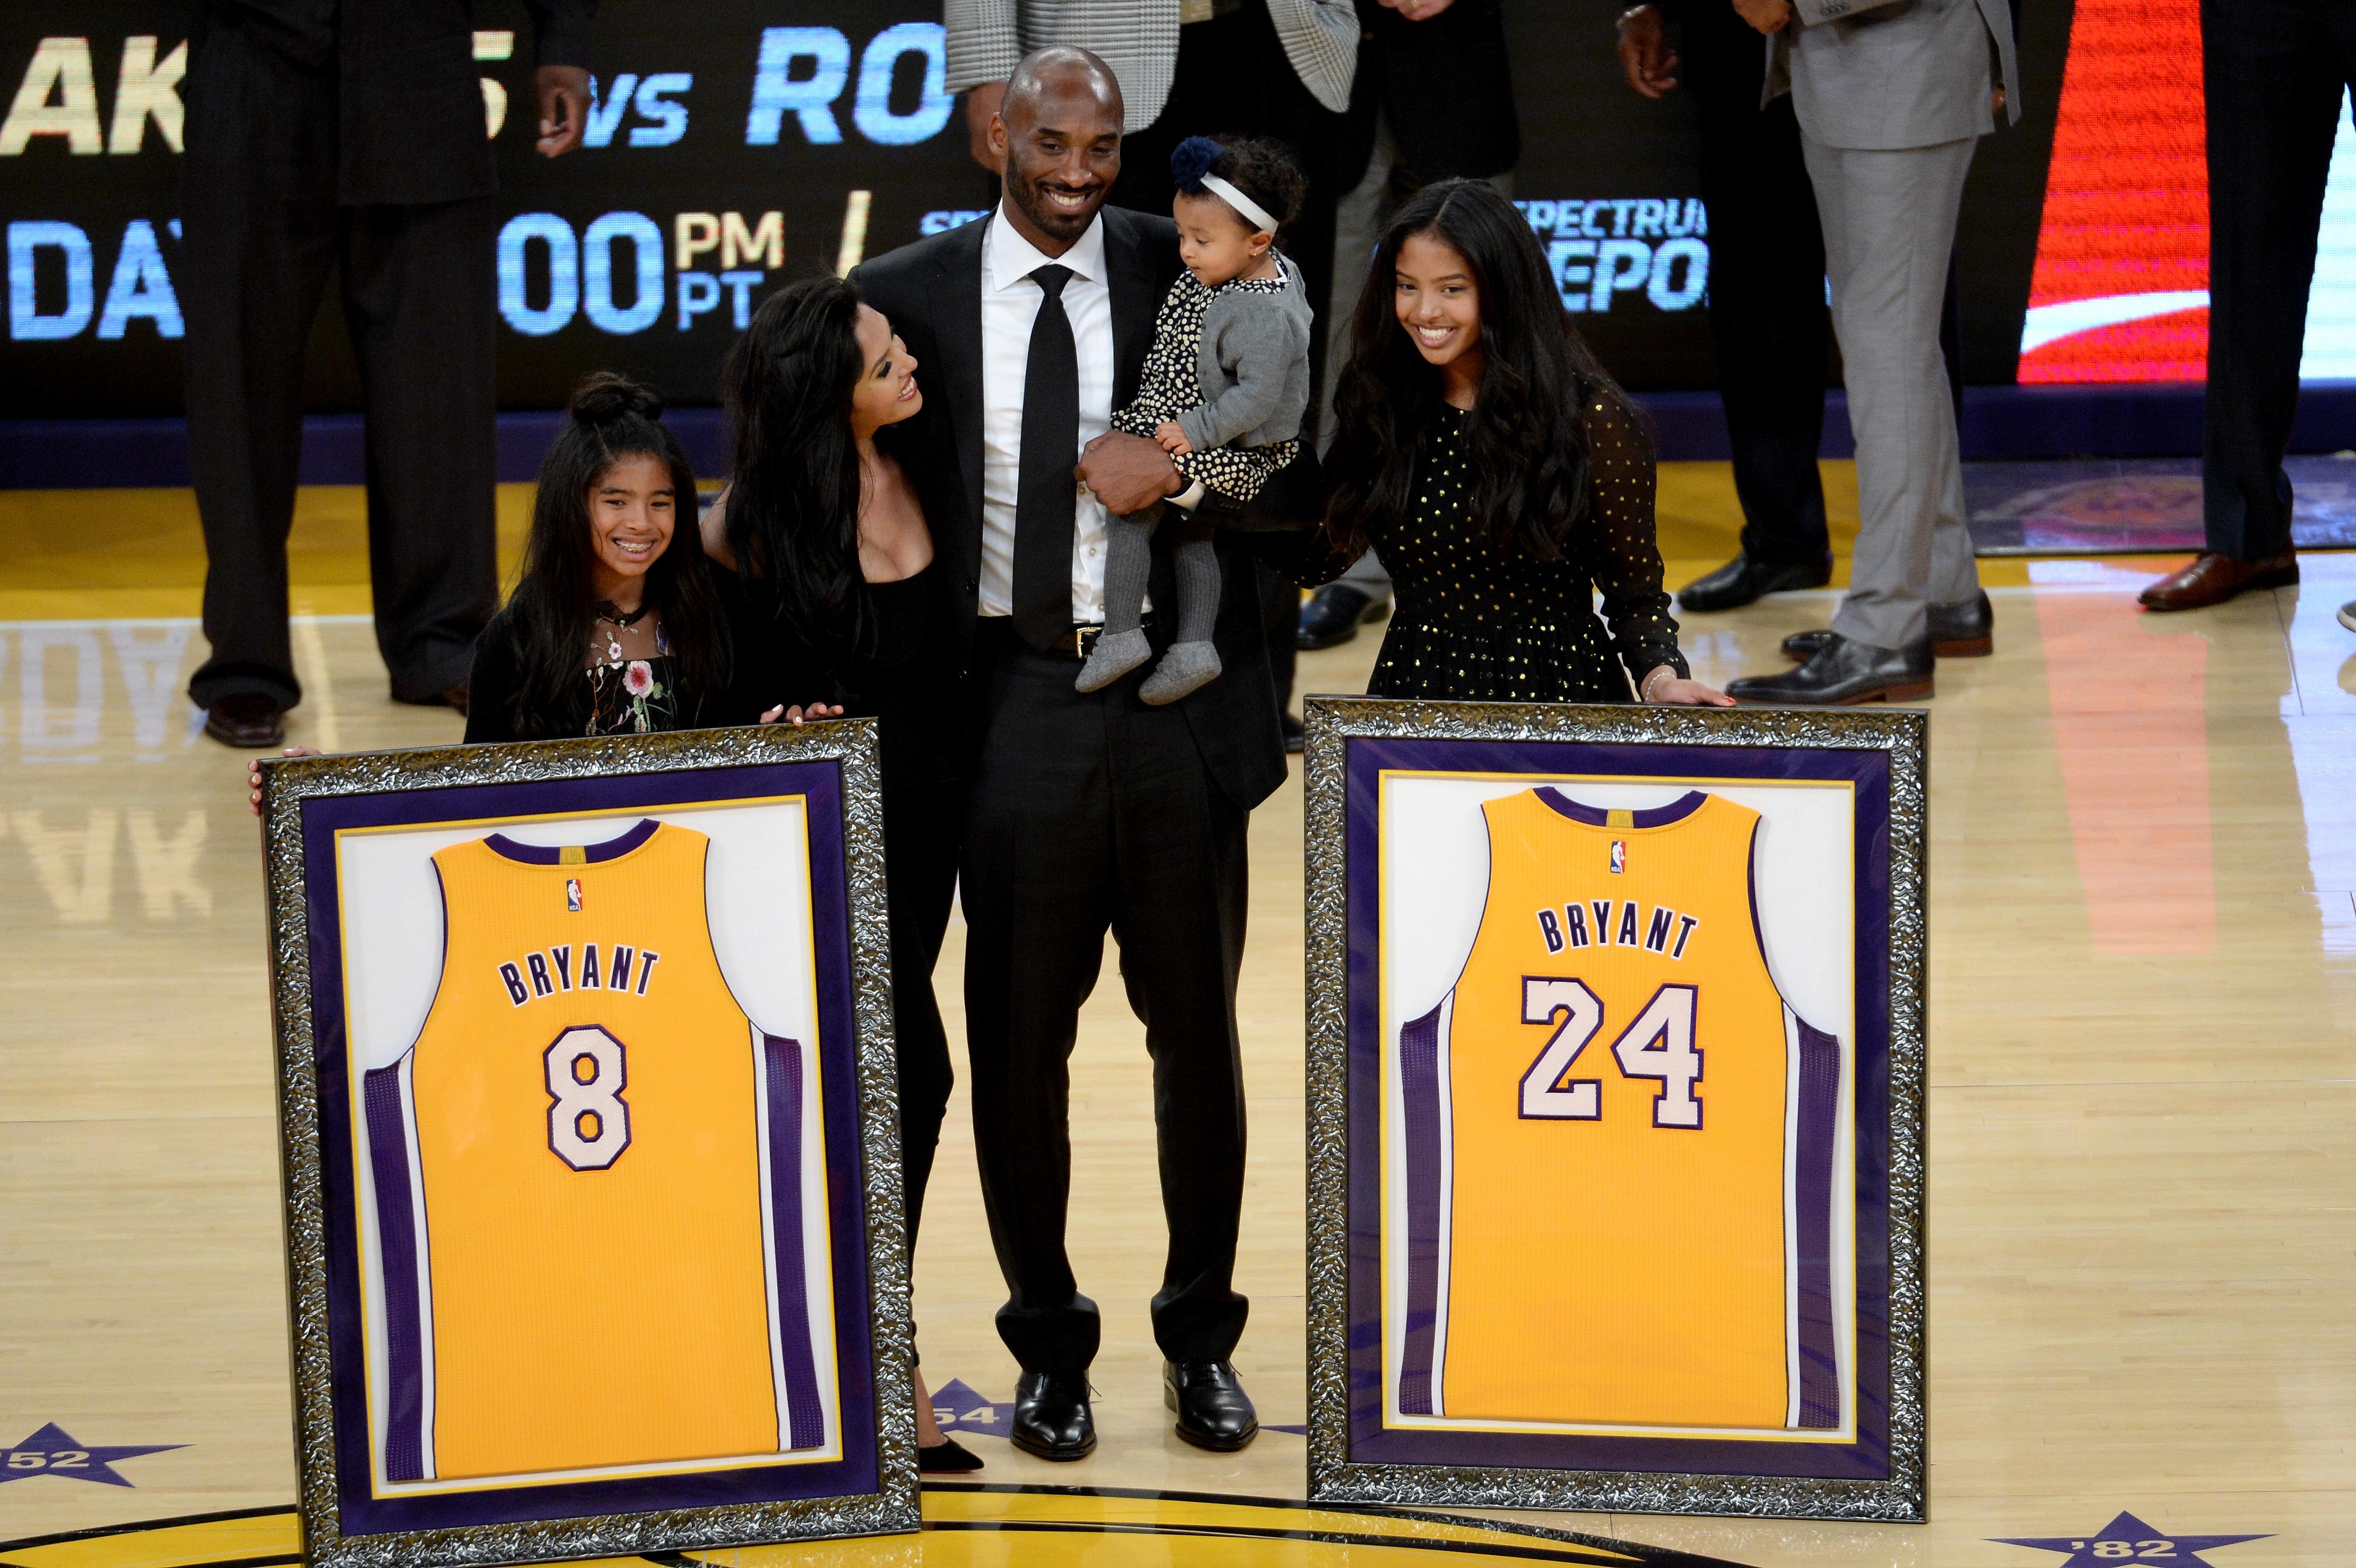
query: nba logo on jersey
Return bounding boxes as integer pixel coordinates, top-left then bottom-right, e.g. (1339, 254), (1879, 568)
(565, 877), (583, 912)
(1608, 840), (1626, 874)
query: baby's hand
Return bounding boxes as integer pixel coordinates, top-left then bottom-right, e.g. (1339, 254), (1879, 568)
(1154, 421), (1194, 456)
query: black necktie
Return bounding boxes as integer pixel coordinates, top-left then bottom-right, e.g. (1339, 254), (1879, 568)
(1012, 263), (1079, 649)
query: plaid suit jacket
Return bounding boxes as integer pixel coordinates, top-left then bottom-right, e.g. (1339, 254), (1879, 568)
(944, 0), (1359, 130)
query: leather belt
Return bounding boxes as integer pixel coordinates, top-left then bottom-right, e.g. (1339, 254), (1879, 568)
(986, 616), (1153, 657)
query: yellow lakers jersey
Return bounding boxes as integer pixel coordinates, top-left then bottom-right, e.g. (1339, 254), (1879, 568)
(1393, 788), (1841, 1432)
(361, 818), (828, 1483)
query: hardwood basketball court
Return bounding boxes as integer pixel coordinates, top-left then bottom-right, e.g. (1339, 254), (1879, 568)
(2, 465), (2349, 1567)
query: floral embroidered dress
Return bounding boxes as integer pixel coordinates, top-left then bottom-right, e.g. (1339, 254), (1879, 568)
(582, 649), (678, 735)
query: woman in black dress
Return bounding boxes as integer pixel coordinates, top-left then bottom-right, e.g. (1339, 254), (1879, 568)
(1321, 179), (1730, 708)
(707, 277), (979, 1471)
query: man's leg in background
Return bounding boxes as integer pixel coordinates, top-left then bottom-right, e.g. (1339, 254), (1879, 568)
(1675, 7), (1833, 612)
(342, 197), (499, 705)
(181, 26), (339, 722)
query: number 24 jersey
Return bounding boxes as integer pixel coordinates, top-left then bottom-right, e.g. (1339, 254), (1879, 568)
(1394, 788), (1842, 1432)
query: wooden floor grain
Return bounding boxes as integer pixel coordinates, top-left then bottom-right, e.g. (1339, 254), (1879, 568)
(1, 485), (2351, 1566)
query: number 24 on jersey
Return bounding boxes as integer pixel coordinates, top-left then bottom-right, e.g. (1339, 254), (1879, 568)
(1518, 977), (1702, 1128)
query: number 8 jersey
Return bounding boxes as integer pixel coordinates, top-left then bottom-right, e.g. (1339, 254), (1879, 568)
(362, 819), (827, 1483)
(1395, 788), (1842, 1432)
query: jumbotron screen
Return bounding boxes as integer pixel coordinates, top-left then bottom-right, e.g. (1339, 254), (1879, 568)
(0, 0), (2342, 418)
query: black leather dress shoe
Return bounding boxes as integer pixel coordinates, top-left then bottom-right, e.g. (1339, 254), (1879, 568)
(1782, 590), (1994, 662)
(393, 682), (470, 714)
(1296, 584), (1389, 650)
(1726, 634), (1934, 705)
(1676, 554), (1834, 613)
(1010, 1371), (1094, 1461)
(204, 691), (286, 748)
(1164, 1360), (1258, 1452)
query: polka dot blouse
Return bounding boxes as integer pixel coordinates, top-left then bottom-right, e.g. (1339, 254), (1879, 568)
(1341, 395), (1690, 704)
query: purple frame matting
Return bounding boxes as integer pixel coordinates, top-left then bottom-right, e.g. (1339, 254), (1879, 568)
(1341, 735), (1892, 1481)
(298, 760), (878, 1536)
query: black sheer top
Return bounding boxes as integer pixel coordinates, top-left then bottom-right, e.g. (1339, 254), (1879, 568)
(1326, 396), (1688, 703)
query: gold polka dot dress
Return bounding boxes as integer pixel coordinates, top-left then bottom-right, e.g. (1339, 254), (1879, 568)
(1361, 396), (1689, 704)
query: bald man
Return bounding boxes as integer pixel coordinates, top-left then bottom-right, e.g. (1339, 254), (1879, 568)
(852, 48), (1320, 1463)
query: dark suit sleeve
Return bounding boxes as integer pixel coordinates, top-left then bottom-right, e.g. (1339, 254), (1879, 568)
(526, 0), (595, 70)
(1188, 446), (1329, 534)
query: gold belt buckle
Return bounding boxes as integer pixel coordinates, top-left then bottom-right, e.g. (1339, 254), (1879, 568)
(1074, 625), (1101, 659)
(1179, 0), (1218, 22)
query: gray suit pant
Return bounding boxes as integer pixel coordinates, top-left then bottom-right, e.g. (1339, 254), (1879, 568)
(1805, 133), (1982, 651)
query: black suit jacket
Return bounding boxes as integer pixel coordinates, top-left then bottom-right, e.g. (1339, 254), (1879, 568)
(195, 0), (594, 205)
(852, 207), (1318, 813)
(1360, 0), (1519, 181)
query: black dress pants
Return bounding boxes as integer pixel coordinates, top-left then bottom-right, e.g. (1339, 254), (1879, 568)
(2199, 0), (2355, 559)
(1679, 3), (1833, 569)
(960, 627), (1251, 1376)
(180, 24), (496, 709)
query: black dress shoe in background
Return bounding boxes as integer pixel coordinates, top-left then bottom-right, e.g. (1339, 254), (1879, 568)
(1010, 1371), (1095, 1461)
(1164, 1360), (1259, 1452)
(1676, 553), (1834, 613)
(1783, 590), (1994, 662)
(1296, 584), (1388, 650)
(1727, 633), (1934, 705)
(392, 682), (470, 713)
(204, 691), (286, 748)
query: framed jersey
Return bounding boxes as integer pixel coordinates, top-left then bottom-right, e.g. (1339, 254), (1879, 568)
(1302, 698), (1928, 1523)
(255, 723), (918, 1568)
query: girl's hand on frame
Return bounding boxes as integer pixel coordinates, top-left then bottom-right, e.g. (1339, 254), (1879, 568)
(1639, 667), (1736, 707)
(759, 703), (847, 726)
(248, 746), (324, 817)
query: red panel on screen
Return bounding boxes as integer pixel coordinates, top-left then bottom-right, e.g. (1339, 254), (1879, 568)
(2018, 0), (2209, 382)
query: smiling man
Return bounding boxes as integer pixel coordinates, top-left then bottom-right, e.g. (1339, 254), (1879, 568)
(852, 45), (1319, 1466)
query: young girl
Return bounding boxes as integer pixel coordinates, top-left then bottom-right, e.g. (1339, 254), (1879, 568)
(466, 373), (751, 742)
(1079, 134), (1314, 703)
(1317, 179), (1730, 708)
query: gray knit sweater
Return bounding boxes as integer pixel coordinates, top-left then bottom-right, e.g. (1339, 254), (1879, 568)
(1174, 257), (1314, 453)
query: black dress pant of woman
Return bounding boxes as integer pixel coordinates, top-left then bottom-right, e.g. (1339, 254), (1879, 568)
(880, 774), (962, 1239)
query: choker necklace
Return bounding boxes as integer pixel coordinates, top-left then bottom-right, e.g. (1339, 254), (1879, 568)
(594, 601), (657, 663)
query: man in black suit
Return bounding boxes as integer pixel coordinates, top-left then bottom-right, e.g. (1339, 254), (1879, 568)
(181, 1), (592, 746)
(1615, 0), (1834, 613)
(1297, 0), (1521, 651)
(853, 45), (1309, 1464)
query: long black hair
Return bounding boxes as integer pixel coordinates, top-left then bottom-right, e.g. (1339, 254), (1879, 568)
(1324, 178), (1646, 562)
(722, 275), (871, 671)
(494, 372), (730, 733)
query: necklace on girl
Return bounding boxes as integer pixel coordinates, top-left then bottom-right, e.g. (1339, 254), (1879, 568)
(593, 599), (656, 663)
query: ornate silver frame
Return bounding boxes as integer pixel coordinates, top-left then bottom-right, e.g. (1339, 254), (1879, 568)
(1301, 697), (1929, 1523)
(257, 723), (919, 1567)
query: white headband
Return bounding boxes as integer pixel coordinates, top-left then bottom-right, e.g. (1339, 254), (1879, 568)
(1198, 173), (1281, 236)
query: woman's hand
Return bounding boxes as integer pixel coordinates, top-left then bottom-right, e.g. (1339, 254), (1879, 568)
(247, 746), (324, 817)
(758, 703), (846, 726)
(1640, 666), (1736, 707)
(1732, 0), (1794, 33)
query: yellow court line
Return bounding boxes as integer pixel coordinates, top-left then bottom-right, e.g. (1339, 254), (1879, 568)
(0, 1490), (1670, 1567)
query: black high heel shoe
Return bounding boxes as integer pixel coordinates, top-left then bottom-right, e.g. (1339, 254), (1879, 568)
(917, 1436), (985, 1473)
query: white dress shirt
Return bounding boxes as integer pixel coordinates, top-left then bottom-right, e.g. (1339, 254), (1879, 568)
(978, 205), (1120, 624)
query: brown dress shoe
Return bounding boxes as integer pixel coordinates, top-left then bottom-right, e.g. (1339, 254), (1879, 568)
(204, 692), (286, 748)
(2138, 548), (2299, 611)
